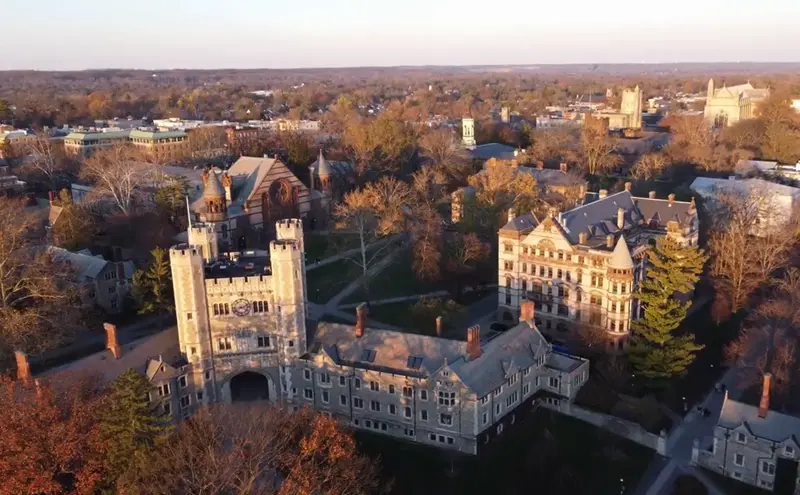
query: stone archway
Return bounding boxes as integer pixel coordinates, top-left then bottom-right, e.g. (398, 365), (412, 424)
(229, 371), (270, 403)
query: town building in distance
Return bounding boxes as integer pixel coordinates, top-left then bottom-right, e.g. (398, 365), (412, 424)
(497, 187), (698, 350)
(704, 79), (769, 128)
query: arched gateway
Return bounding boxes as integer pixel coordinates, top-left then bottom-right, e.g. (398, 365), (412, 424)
(229, 371), (271, 403)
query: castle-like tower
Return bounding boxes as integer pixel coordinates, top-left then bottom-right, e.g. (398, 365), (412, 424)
(170, 218), (307, 405)
(462, 117), (476, 149)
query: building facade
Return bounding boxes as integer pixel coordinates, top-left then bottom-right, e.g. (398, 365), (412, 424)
(497, 188), (698, 349)
(703, 79), (769, 128)
(595, 86), (643, 130)
(169, 220), (588, 454)
(695, 375), (800, 493)
(63, 128), (189, 160)
(462, 117), (476, 149)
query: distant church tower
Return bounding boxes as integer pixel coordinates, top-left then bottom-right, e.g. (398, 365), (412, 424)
(462, 117), (476, 149)
(707, 78), (715, 99)
(620, 85), (643, 130)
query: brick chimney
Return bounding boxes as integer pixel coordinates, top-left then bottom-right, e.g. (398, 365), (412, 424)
(617, 207), (625, 230)
(104, 322), (122, 359)
(48, 191), (56, 205)
(758, 373), (771, 419)
(560, 162), (567, 172)
(355, 303), (367, 338)
(598, 189), (608, 199)
(536, 160), (544, 170)
(668, 193), (676, 205)
(116, 262), (125, 280)
(606, 234), (615, 248)
(520, 299), (535, 323)
(578, 232), (588, 244)
(466, 325), (482, 361)
(14, 350), (31, 383)
(435, 316), (443, 337)
(508, 208), (515, 223)
(624, 182), (632, 192)
(649, 191), (656, 199)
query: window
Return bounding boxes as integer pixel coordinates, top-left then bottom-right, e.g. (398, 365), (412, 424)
(549, 377), (559, 389)
(404, 428), (414, 437)
(389, 384), (395, 394)
(523, 383), (531, 396)
(732, 471), (742, 480)
(360, 349), (377, 363)
(108, 286), (117, 295)
(288, 340), (294, 347)
(507, 374), (518, 386)
(318, 373), (331, 384)
(370, 381), (379, 392)
(179, 375), (187, 388)
(218, 338), (232, 351)
(321, 391), (330, 403)
(420, 410), (428, 421)
(158, 383), (170, 396)
(480, 395), (489, 405)
(522, 262), (527, 273)
(495, 403), (501, 415)
(180, 395), (190, 408)
(162, 403), (171, 415)
(402, 386), (412, 398)
(257, 336), (270, 348)
(303, 388), (313, 400)
(785, 445), (795, 457)
(504, 261), (514, 270)
(205, 371), (211, 381)
(389, 404), (397, 415)
(370, 400), (381, 412)
(364, 419), (372, 428)
(504, 243), (513, 253)
(104, 271), (117, 280)
(407, 356), (424, 369)
(252, 300), (269, 314)
(303, 369), (311, 381)
(429, 433), (436, 441)
(493, 386), (503, 396)
(734, 453), (745, 467)
(497, 424), (504, 435)
(339, 376), (346, 386)
(340, 395), (348, 406)
(736, 432), (746, 444)
(438, 391), (456, 406)
(440, 413), (453, 426)
(761, 460), (776, 475)
(196, 391), (204, 401)
(482, 412), (489, 425)
(404, 407), (412, 418)
(557, 269), (563, 279)
(505, 391), (519, 407)
(354, 378), (362, 389)
(420, 390), (428, 401)
(353, 397), (363, 409)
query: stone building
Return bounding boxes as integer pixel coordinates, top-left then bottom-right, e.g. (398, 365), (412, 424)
(189, 156), (329, 250)
(308, 150), (355, 203)
(63, 128), (189, 160)
(595, 86), (643, 130)
(497, 187), (699, 349)
(24, 218), (589, 455)
(703, 79), (769, 128)
(462, 117), (476, 149)
(695, 374), (800, 493)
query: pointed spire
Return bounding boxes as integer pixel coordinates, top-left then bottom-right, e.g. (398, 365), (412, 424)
(316, 149), (332, 177)
(609, 236), (634, 269)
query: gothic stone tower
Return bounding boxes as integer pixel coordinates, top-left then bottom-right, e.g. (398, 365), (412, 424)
(170, 218), (307, 405)
(462, 117), (476, 149)
(620, 85), (643, 129)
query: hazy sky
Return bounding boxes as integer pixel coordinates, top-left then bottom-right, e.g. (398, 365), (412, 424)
(5, 0), (800, 70)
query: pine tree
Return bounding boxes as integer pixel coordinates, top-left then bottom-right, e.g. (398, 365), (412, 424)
(132, 247), (174, 328)
(99, 369), (170, 491)
(629, 238), (708, 380)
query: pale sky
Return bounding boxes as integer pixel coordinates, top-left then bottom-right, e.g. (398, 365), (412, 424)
(4, 0), (800, 70)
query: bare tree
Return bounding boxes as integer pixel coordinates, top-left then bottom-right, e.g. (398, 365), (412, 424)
(579, 115), (620, 175)
(419, 128), (472, 187)
(708, 188), (798, 316)
(467, 162), (540, 227)
(23, 136), (70, 190)
(79, 143), (156, 216)
(0, 197), (87, 369)
(631, 152), (668, 181)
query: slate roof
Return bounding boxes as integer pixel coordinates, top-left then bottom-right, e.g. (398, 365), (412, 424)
(500, 213), (539, 233)
(310, 151), (354, 178)
(719, 395), (800, 444)
(517, 166), (587, 188)
(691, 177), (800, 200)
(470, 143), (517, 161)
(308, 318), (566, 398)
(226, 156), (279, 206)
(44, 328), (183, 384)
(608, 236), (634, 269)
(202, 169), (226, 198)
(47, 246), (135, 281)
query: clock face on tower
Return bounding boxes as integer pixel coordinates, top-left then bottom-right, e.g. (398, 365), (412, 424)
(232, 299), (251, 316)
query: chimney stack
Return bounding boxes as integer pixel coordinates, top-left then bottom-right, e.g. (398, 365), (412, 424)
(507, 208), (515, 223)
(578, 232), (588, 244)
(668, 193), (676, 205)
(758, 373), (771, 419)
(617, 207), (625, 230)
(435, 316), (443, 337)
(598, 189), (608, 199)
(536, 160), (544, 170)
(466, 325), (482, 361)
(520, 299), (535, 324)
(116, 262), (125, 280)
(624, 182), (632, 192)
(104, 323), (122, 359)
(14, 351), (31, 383)
(355, 303), (367, 338)
(309, 166), (316, 190)
(560, 162), (568, 172)
(48, 191), (56, 205)
(648, 191), (656, 199)
(606, 234), (615, 248)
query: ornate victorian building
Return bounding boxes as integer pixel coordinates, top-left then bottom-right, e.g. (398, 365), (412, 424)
(497, 186), (699, 349)
(704, 79), (769, 128)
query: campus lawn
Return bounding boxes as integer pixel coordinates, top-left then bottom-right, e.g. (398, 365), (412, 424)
(305, 258), (360, 304)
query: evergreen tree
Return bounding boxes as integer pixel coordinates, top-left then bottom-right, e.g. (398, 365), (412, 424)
(100, 369), (170, 491)
(132, 247), (174, 328)
(629, 238), (708, 381)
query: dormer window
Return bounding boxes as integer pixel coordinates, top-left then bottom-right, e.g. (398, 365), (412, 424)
(736, 432), (747, 444)
(785, 445), (795, 457)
